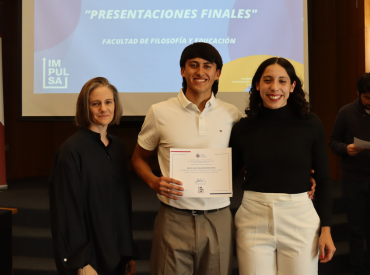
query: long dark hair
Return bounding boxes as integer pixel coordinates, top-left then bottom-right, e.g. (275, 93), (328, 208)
(245, 57), (309, 119)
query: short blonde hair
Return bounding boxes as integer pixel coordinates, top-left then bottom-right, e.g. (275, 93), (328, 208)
(75, 77), (123, 127)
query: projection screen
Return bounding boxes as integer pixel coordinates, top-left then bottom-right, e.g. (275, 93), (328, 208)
(21, 0), (309, 119)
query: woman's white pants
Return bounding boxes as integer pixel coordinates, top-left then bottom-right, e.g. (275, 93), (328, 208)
(235, 191), (320, 275)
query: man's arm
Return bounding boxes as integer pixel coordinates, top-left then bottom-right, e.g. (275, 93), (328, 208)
(132, 143), (184, 200)
(329, 110), (349, 156)
(329, 109), (364, 156)
(308, 169), (316, 199)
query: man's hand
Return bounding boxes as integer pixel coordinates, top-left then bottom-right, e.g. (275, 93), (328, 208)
(347, 144), (364, 156)
(125, 260), (136, 275)
(77, 264), (98, 275)
(132, 144), (184, 201)
(308, 169), (316, 199)
(150, 176), (184, 200)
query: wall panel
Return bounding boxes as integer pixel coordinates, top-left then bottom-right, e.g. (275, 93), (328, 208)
(0, 0), (366, 180)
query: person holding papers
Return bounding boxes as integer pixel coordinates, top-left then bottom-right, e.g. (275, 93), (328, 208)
(329, 73), (370, 275)
(229, 57), (335, 274)
(49, 77), (136, 275)
(132, 43), (243, 275)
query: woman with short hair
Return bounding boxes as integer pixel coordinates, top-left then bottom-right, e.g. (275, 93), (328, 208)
(49, 77), (136, 275)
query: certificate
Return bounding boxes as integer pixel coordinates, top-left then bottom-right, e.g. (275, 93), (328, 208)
(170, 148), (232, 197)
(354, 137), (370, 149)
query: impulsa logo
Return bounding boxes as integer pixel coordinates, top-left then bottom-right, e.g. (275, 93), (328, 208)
(42, 58), (69, 89)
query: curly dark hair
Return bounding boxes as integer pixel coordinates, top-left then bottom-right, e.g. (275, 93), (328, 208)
(245, 57), (309, 119)
(180, 42), (223, 96)
(357, 73), (370, 95)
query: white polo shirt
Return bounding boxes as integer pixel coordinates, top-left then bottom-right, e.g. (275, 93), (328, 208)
(138, 90), (243, 210)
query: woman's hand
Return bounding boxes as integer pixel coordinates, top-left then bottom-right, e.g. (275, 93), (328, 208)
(318, 227), (336, 263)
(125, 260), (136, 275)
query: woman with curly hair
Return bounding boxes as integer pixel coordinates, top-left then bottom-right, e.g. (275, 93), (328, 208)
(229, 57), (336, 274)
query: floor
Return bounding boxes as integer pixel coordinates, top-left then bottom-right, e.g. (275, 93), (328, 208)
(0, 173), (354, 275)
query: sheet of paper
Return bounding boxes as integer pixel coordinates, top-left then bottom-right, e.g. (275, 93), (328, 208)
(354, 137), (370, 149)
(170, 148), (232, 198)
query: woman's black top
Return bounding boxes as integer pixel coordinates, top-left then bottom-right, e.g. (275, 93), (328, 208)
(229, 105), (332, 226)
(49, 128), (133, 274)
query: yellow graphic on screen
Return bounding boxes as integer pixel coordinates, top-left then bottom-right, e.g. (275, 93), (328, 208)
(219, 55), (304, 92)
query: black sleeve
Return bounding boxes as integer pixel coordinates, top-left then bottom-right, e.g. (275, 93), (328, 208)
(329, 109), (349, 156)
(311, 117), (333, 227)
(48, 148), (92, 272)
(229, 123), (244, 179)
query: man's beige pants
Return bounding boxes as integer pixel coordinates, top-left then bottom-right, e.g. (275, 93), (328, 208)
(150, 204), (234, 275)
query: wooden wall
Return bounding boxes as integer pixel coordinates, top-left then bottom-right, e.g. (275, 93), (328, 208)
(366, 0), (370, 71)
(310, 0), (365, 181)
(0, 0), (366, 180)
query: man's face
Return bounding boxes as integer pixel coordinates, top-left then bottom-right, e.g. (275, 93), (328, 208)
(358, 91), (370, 110)
(181, 57), (220, 96)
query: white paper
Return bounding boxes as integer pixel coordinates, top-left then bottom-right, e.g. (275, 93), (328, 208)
(354, 137), (370, 149)
(170, 148), (232, 197)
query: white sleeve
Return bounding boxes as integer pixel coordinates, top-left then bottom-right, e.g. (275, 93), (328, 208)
(137, 106), (160, 151)
(238, 109), (245, 119)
